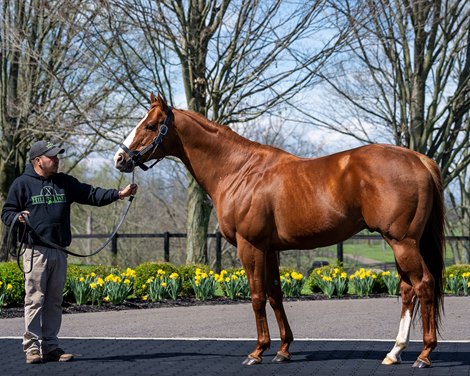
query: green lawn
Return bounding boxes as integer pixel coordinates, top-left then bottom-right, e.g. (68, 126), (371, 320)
(343, 242), (394, 263)
(342, 241), (455, 267)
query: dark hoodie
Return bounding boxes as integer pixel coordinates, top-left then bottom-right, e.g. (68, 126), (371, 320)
(1, 164), (120, 248)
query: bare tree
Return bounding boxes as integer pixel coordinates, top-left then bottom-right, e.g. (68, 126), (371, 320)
(98, 0), (347, 263)
(447, 158), (470, 263)
(0, 0), (135, 260)
(287, 0), (470, 263)
(295, 0), (470, 186)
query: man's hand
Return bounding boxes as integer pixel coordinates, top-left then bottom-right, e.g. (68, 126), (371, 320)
(119, 184), (138, 199)
(18, 211), (30, 224)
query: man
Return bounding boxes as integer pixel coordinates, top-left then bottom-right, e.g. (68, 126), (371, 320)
(1, 140), (138, 364)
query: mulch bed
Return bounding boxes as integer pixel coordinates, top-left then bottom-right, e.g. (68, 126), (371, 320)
(0, 293), (393, 319)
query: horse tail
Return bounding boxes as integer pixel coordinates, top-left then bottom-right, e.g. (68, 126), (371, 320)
(418, 155), (445, 332)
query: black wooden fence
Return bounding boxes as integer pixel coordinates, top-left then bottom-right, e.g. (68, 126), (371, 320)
(74, 232), (469, 273)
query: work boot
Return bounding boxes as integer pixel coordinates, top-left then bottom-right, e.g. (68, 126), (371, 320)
(26, 349), (42, 364)
(42, 348), (74, 362)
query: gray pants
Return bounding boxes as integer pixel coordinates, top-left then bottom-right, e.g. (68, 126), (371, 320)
(23, 246), (67, 354)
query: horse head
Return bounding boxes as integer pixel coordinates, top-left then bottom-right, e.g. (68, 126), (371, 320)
(114, 93), (173, 172)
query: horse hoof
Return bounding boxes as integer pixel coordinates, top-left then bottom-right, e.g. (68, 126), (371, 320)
(272, 352), (291, 363)
(382, 355), (401, 365)
(412, 358), (431, 368)
(242, 356), (262, 366)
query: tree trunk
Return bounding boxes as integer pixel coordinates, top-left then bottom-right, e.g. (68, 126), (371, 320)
(185, 174), (212, 264)
(455, 178), (470, 264)
(183, 1), (213, 263)
(0, 153), (24, 261)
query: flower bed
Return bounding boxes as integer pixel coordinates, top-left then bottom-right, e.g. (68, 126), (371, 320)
(1, 262), (469, 312)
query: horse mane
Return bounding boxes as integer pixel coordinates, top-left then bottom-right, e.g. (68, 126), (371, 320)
(179, 109), (292, 155)
(181, 109), (232, 134)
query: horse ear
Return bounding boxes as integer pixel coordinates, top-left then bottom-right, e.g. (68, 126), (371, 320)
(150, 92), (157, 104)
(156, 93), (169, 112)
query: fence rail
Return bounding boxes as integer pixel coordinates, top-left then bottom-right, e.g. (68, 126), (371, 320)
(74, 232), (469, 272)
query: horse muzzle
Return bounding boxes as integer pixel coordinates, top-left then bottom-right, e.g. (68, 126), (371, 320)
(114, 152), (135, 173)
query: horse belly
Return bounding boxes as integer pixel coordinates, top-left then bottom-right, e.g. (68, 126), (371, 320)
(273, 205), (365, 250)
(268, 169), (365, 249)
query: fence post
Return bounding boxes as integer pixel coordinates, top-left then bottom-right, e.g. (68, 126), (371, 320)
(337, 241), (344, 265)
(164, 232), (170, 262)
(111, 234), (118, 266)
(111, 234), (118, 255)
(215, 231), (222, 273)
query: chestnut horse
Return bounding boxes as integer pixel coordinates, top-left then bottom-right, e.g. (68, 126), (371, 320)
(114, 93), (445, 368)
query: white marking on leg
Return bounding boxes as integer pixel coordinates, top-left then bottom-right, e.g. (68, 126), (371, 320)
(383, 309), (412, 365)
(113, 113), (148, 165)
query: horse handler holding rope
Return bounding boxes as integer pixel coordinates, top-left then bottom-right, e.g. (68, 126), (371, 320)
(1, 140), (138, 364)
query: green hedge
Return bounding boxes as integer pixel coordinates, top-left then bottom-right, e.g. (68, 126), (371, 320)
(0, 262), (24, 305)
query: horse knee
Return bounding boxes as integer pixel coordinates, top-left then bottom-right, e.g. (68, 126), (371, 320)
(251, 293), (267, 312)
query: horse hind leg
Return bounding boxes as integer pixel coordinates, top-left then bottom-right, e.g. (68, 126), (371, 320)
(385, 239), (438, 368)
(412, 273), (439, 368)
(383, 279), (416, 365)
(265, 251), (293, 363)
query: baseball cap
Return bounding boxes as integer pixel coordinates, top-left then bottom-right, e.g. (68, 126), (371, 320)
(29, 140), (65, 160)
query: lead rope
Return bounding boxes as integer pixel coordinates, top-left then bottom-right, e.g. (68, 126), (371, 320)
(7, 171), (136, 272)
(6, 213), (31, 274)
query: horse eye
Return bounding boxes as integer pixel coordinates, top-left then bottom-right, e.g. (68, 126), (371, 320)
(145, 124), (158, 131)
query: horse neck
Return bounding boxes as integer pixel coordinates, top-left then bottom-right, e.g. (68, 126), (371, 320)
(173, 110), (283, 196)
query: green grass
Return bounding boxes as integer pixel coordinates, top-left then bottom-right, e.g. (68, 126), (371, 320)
(342, 241), (455, 267)
(343, 242), (394, 263)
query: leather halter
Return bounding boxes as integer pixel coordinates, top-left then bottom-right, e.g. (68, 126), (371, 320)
(120, 106), (173, 171)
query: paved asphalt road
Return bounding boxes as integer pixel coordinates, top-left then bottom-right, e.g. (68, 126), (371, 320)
(1, 296), (468, 340)
(0, 296), (468, 376)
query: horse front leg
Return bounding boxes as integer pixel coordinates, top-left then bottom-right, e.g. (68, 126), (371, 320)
(266, 250), (293, 362)
(237, 237), (270, 365)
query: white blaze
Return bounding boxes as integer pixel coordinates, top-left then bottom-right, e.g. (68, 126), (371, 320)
(113, 113), (149, 166)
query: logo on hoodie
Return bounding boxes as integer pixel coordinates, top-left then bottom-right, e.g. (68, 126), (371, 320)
(31, 186), (66, 205)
